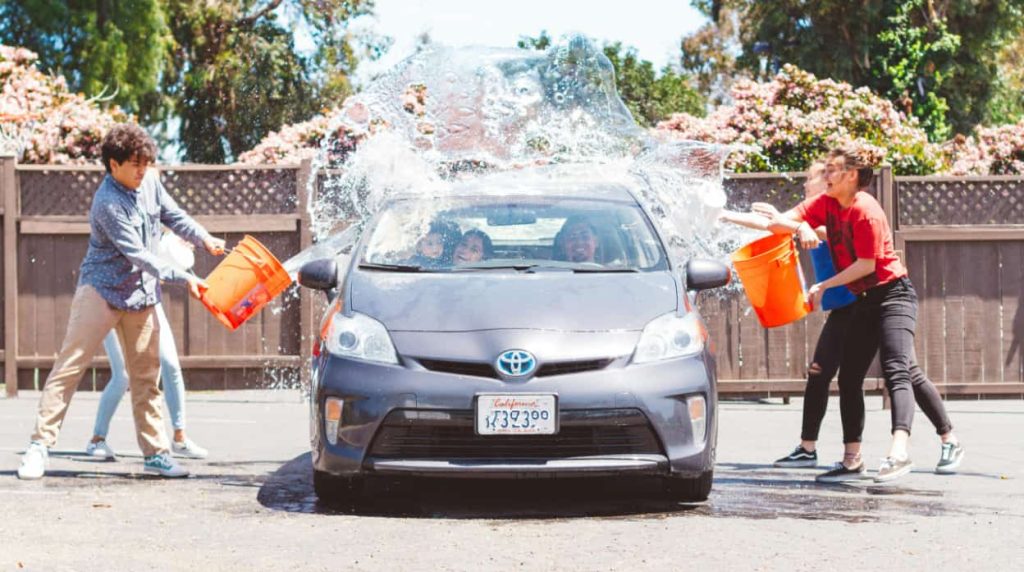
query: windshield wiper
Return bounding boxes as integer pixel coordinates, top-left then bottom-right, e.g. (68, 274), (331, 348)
(358, 262), (425, 272)
(453, 263), (541, 272)
(571, 267), (640, 273)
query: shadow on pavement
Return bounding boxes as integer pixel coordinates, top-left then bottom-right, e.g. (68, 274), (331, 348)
(256, 454), (977, 522)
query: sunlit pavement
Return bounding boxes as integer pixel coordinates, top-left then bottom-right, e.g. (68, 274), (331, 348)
(1, 390), (1021, 570)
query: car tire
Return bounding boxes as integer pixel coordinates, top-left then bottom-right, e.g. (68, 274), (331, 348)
(313, 470), (364, 505)
(663, 470), (713, 502)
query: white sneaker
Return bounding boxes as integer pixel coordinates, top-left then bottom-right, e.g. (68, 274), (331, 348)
(85, 440), (117, 460)
(171, 438), (208, 459)
(143, 453), (189, 478)
(17, 441), (48, 480)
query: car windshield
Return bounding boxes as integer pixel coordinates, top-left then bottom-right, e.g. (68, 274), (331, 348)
(360, 197), (668, 272)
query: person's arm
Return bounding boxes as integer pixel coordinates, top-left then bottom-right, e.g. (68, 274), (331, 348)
(153, 171), (225, 255)
(751, 202), (820, 249)
(807, 258), (874, 308)
(719, 209), (770, 231)
(95, 201), (193, 287)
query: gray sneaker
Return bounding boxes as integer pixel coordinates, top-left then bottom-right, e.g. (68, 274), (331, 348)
(143, 453), (189, 478)
(936, 441), (965, 474)
(875, 456), (914, 482)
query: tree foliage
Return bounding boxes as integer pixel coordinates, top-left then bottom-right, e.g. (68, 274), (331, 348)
(1, 0), (382, 163)
(0, 0), (171, 123)
(691, 0), (1024, 139)
(518, 32), (705, 126)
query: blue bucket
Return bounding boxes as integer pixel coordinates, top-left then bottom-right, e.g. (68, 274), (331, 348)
(809, 243), (857, 311)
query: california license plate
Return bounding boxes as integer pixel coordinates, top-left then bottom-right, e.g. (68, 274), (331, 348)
(476, 394), (558, 435)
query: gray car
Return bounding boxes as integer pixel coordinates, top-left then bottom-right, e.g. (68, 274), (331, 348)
(298, 167), (731, 503)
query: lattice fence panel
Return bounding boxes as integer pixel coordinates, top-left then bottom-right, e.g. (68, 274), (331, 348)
(724, 175), (806, 210)
(897, 177), (1024, 226)
(160, 168), (298, 215)
(19, 169), (105, 216)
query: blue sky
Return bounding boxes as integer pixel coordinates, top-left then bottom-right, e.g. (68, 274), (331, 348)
(351, 0), (709, 81)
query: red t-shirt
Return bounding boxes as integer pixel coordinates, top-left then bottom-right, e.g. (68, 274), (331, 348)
(796, 191), (906, 295)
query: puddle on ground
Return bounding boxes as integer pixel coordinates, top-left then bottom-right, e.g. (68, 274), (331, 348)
(255, 454), (978, 523)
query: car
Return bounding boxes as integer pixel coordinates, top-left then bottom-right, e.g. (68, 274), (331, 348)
(297, 166), (731, 504)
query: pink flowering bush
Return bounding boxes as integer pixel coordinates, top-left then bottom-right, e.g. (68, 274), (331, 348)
(942, 119), (1024, 175)
(656, 65), (941, 175)
(1, 45), (126, 164)
(236, 112), (367, 165)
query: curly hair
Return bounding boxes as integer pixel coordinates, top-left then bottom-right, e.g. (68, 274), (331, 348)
(828, 144), (878, 189)
(101, 124), (157, 173)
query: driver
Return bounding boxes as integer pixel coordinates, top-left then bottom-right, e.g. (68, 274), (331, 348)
(557, 216), (600, 263)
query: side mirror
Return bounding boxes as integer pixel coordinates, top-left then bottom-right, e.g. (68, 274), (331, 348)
(298, 258), (338, 291)
(686, 259), (731, 291)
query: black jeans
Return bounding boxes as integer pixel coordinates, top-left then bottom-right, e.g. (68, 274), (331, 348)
(801, 304), (878, 444)
(846, 277), (953, 436)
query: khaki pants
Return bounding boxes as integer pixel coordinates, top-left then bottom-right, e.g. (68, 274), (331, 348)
(31, 285), (168, 457)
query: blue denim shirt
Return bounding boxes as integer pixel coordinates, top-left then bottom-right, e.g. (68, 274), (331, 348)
(79, 171), (212, 311)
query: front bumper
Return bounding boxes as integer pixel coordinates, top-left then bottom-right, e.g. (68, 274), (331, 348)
(311, 352), (716, 479)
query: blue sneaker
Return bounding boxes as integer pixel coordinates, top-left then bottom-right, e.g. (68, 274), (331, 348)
(144, 453), (189, 478)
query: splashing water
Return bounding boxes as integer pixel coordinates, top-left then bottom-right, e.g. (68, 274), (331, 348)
(277, 34), (761, 281)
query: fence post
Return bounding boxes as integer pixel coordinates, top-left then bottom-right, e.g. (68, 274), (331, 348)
(1, 154), (18, 397)
(295, 159), (314, 384)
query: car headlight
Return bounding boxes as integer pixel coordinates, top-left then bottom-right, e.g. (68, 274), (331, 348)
(325, 311), (399, 364)
(632, 311), (706, 364)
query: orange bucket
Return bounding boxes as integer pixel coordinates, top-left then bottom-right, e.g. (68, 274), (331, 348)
(200, 235), (293, 330)
(730, 234), (810, 328)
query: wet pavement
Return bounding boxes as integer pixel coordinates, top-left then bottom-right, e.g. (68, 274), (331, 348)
(1, 390), (1021, 570)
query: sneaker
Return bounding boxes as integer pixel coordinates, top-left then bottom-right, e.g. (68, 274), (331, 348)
(172, 438), (208, 459)
(85, 440), (116, 460)
(875, 456), (914, 482)
(773, 445), (818, 468)
(936, 441), (965, 474)
(17, 441), (48, 480)
(816, 461), (866, 483)
(143, 453), (189, 478)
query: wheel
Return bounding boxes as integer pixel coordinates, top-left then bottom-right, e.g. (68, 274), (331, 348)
(313, 470), (364, 505)
(663, 470), (713, 502)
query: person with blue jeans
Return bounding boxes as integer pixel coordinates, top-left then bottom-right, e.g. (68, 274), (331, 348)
(86, 301), (207, 460)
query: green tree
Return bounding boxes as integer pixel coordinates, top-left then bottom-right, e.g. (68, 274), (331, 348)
(0, 0), (172, 123)
(518, 32), (705, 126)
(987, 33), (1024, 124)
(693, 0), (1024, 138)
(162, 0), (381, 163)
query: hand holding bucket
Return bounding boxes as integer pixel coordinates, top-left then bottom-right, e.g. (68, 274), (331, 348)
(198, 235), (293, 331)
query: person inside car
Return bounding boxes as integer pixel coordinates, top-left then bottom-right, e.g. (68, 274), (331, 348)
(557, 216), (600, 263)
(408, 219), (461, 268)
(453, 229), (494, 265)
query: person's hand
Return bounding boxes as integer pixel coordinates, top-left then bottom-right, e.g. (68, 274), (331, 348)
(795, 222), (821, 250)
(186, 275), (209, 300)
(807, 282), (824, 311)
(751, 202), (780, 219)
(203, 236), (226, 256)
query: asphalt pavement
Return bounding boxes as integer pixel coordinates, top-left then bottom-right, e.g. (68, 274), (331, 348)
(0, 389), (1021, 570)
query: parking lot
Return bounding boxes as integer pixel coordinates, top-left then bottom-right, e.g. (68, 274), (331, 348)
(1, 390), (1021, 570)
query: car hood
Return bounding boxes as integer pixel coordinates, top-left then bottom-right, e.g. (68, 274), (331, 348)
(348, 270), (678, 332)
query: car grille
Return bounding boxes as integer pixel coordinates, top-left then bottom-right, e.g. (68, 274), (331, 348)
(366, 408), (663, 459)
(415, 358), (614, 379)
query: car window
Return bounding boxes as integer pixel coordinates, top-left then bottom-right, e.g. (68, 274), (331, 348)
(361, 197), (668, 272)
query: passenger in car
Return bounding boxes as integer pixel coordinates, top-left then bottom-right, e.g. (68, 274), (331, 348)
(453, 229), (494, 265)
(409, 220), (461, 268)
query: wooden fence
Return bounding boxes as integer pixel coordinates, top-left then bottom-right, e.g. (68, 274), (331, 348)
(1, 155), (1022, 399)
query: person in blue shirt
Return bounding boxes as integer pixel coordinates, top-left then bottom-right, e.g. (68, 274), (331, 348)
(18, 123), (225, 480)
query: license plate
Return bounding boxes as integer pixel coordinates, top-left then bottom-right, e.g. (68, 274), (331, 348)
(476, 394), (558, 435)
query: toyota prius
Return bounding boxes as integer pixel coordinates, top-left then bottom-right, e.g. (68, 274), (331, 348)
(298, 166), (730, 503)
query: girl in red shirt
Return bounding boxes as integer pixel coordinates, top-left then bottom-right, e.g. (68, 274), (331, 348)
(758, 146), (964, 483)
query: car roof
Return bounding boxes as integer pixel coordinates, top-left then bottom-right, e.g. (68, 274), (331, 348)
(433, 164), (642, 203)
